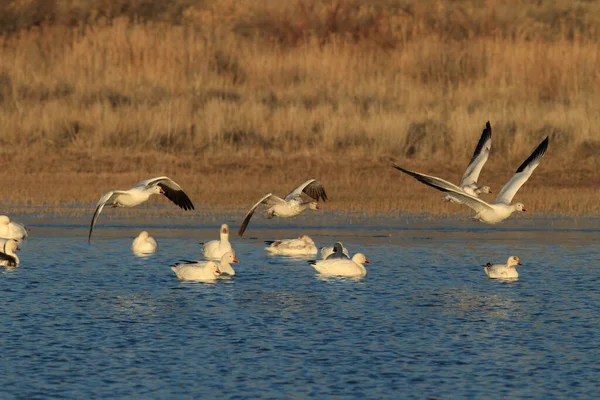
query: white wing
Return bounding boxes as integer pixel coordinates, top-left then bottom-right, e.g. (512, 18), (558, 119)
(494, 137), (549, 205)
(285, 179), (328, 202)
(140, 176), (194, 211)
(238, 193), (286, 236)
(88, 191), (126, 243)
(460, 121), (492, 187)
(393, 166), (495, 214)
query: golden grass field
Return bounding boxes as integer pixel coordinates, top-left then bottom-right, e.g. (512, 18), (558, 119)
(0, 0), (598, 217)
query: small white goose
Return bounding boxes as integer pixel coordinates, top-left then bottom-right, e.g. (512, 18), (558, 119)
(320, 242), (350, 260)
(202, 224), (235, 259)
(265, 235), (318, 256)
(171, 260), (222, 281)
(444, 121), (493, 203)
(132, 231), (158, 255)
(310, 253), (370, 277)
(238, 179), (327, 236)
(0, 215), (28, 241)
(0, 239), (20, 267)
(483, 256), (522, 279)
(89, 176), (194, 242)
(394, 136), (549, 224)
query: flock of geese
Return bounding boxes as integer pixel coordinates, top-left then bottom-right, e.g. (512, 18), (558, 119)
(1, 121), (549, 281)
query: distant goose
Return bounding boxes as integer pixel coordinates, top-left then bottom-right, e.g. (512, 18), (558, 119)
(0, 215), (28, 241)
(88, 176), (194, 242)
(132, 231), (158, 255)
(483, 256), (522, 279)
(171, 260), (221, 281)
(320, 242), (350, 260)
(238, 179), (327, 236)
(309, 253), (370, 277)
(444, 121), (493, 203)
(0, 239), (20, 267)
(265, 235), (318, 256)
(394, 137), (549, 224)
(201, 224), (235, 259)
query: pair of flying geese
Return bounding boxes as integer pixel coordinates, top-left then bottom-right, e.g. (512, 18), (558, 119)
(87, 122), (548, 240)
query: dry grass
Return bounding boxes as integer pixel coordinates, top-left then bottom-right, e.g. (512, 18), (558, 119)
(0, 0), (599, 216)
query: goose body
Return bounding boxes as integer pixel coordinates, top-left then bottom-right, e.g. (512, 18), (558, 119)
(310, 253), (370, 277)
(0, 239), (20, 267)
(265, 235), (318, 256)
(89, 176), (194, 242)
(171, 260), (221, 281)
(238, 179), (327, 236)
(483, 256), (522, 279)
(320, 242), (350, 260)
(202, 224), (235, 259)
(394, 136), (549, 224)
(0, 216), (28, 241)
(132, 231), (158, 255)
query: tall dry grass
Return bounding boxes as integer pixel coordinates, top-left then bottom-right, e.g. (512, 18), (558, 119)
(0, 0), (598, 215)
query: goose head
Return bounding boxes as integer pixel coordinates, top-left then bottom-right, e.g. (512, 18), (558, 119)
(221, 251), (239, 264)
(0, 215), (10, 225)
(308, 202), (319, 211)
(138, 231), (149, 240)
(3, 239), (20, 254)
(478, 185), (492, 194)
(352, 253), (370, 265)
(515, 203), (527, 213)
(208, 261), (222, 276)
(507, 256), (522, 267)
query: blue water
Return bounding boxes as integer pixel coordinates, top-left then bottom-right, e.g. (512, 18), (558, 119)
(0, 214), (599, 399)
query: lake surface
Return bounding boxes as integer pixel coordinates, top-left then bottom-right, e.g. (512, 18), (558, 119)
(1, 212), (599, 399)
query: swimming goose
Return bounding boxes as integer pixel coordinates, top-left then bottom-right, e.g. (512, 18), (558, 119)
(444, 121), (493, 203)
(394, 136), (549, 224)
(483, 256), (522, 279)
(265, 235), (318, 256)
(238, 179), (327, 236)
(309, 253), (370, 277)
(0, 215), (28, 241)
(88, 176), (194, 242)
(132, 231), (158, 255)
(0, 239), (20, 267)
(171, 260), (222, 281)
(201, 224), (235, 259)
(320, 242), (350, 260)
(214, 251), (239, 276)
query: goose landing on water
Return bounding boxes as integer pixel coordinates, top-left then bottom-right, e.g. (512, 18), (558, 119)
(238, 179), (327, 237)
(88, 176), (194, 242)
(394, 136), (549, 224)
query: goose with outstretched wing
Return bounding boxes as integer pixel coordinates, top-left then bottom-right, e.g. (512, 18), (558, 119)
(89, 176), (194, 242)
(238, 179), (327, 236)
(394, 136), (549, 224)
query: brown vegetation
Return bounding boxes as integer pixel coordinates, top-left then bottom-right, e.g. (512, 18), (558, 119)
(0, 0), (598, 216)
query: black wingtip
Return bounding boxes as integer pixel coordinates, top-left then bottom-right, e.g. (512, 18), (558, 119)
(515, 136), (549, 173)
(486, 121), (491, 129)
(264, 240), (275, 245)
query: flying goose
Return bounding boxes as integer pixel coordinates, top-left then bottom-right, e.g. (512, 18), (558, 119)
(309, 253), (370, 277)
(0, 239), (20, 267)
(0, 215), (28, 241)
(444, 121), (493, 202)
(132, 231), (158, 255)
(171, 260), (222, 281)
(201, 224), (235, 259)
(89, 176), (194, 242)
(238, 179), (327, 236)
(393, 136), (549, 224)
(264, 235), (318, 256)
(483, 256), (522, 279)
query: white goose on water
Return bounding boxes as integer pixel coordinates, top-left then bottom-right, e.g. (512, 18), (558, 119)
(214, 251), (239, 276)
(171, 260), (222, 282)
(0, 215), (28, 241)
(394, 136), (549, 224)
(309, 253), (370, 277)
(0, 239), (20, 268)
(88, 176), (194, 242)
(320, 242), (350, 260)
(444, 121), (493, 203)
(202, 224), (235, 259)
(483, 256), (522, 279)
(238, 179), (327, 236)
(132, 231), (158, 255)
(265, 235), (318, 256)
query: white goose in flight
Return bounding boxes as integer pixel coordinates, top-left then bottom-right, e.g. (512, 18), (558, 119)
(238, 179), (327, 236)
(394, 136), (549, 224)
(89, 176), (194, 242)
(444, 121), (493, 202)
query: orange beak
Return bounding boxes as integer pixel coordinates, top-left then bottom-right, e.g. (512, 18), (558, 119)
(16, 246), (21, 251)
(522, 207), (527, 212)
(365, 259), (370, 264)
(159, 187), (166, 194)
(316, 204), (320, 210)
(233, 257), (240, 263)
(216, 268), (221, 275)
